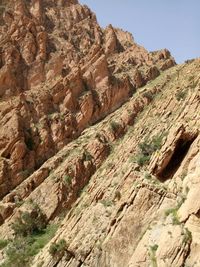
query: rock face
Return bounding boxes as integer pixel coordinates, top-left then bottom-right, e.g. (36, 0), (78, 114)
(1, 1), (200, 267)
(0, 0), (176, 199)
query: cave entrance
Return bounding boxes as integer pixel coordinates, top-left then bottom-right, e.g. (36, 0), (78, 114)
(158, 135), (196, 181)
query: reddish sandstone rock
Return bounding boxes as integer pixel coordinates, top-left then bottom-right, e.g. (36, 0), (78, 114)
(2, 2), (193, 266)
(0, 0), (175, 197)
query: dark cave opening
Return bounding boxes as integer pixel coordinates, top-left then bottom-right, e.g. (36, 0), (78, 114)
(158, 137), (196, 181)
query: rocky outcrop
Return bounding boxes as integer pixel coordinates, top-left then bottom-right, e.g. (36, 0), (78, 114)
(0, 58), (199, 267)
(0, 0), (176, 199)
(2, 1), (200, 267)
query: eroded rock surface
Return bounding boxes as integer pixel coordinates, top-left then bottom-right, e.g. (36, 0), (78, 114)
(1, 1), (200, 267)
(0, 0), (176, 200)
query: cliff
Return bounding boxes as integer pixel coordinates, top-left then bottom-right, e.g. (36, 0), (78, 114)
(0, 1), (199, 267)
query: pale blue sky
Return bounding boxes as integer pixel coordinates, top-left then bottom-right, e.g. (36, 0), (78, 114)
(79, 0), (199, 63)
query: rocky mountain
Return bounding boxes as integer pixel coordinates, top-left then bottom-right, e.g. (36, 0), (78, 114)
(0, 0), (199, 267)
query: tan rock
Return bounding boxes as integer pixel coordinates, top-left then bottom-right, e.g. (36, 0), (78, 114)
(2, 1), (200, 267)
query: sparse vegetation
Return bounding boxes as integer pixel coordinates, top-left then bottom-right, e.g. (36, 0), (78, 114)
(109, 120), (120, 133)
(149, 244), (158, 267)
(135, 153), (150, 167)
(114, 190), (121, 200)
(185, 59), (195, 64)
(175, 90), (187, 101)
(0, 202), (58, 267)
(63, 174), (72, 185)
(100, 199), (113, 207)
(165, 207), (180, 225)
(2, 237), (31, 267)
(83, 150), (93, 161)
(11, 204), (47, 237)
(177, 194), (187, 208)
(182, 228), (192, 245)
(15, 199), (24, 208)
(144, 172), (152, 180)
(0, 239), (9, 250)
(95, 133), (105, 143)
(20, 169), (31, 179)
(143, 91), (154, 101)
(49, 239), (66, 257)
(1, 223), (58, 267)
(180, 170), (187, 180)
(135, 134), (163, 167)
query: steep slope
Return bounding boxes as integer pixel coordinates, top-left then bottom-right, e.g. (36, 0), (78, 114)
(1, 1), (200, 267)
(29, 59), (200, 267)
(27, 59), (199, 267)
(0, 0), (175, 200)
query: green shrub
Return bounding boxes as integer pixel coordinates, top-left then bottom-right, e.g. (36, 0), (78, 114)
(135, 135), (163, 167)
(3, 237), (31, 267)
(26, 223), (58, 257)
(20, 169), (31, 179)
(176, 91), (187, 101)
(109, 121), (120, 133)
(63, 174), (72, 185)
(180, 171), (187, 180)
(100, 200), (113, 207)
(15, 200), (24, 208)
(149, 244), (158, 267)
(11, 204), (47, 237)
(0, 200), (58, 267)
(139, 135), (162, 154)
(143, 91), (153, 101)
(182, 228), (192, 244)
(83, 150), (93, 161)
(144, 172), (152, 180)
(0, 239), (9, 250)
(150, 244), (158, 252)
(165, 208), (180, 225)
(136, 154), (150, 166)
(1, 224), (58, 267)
(49, 239), (66, 257)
